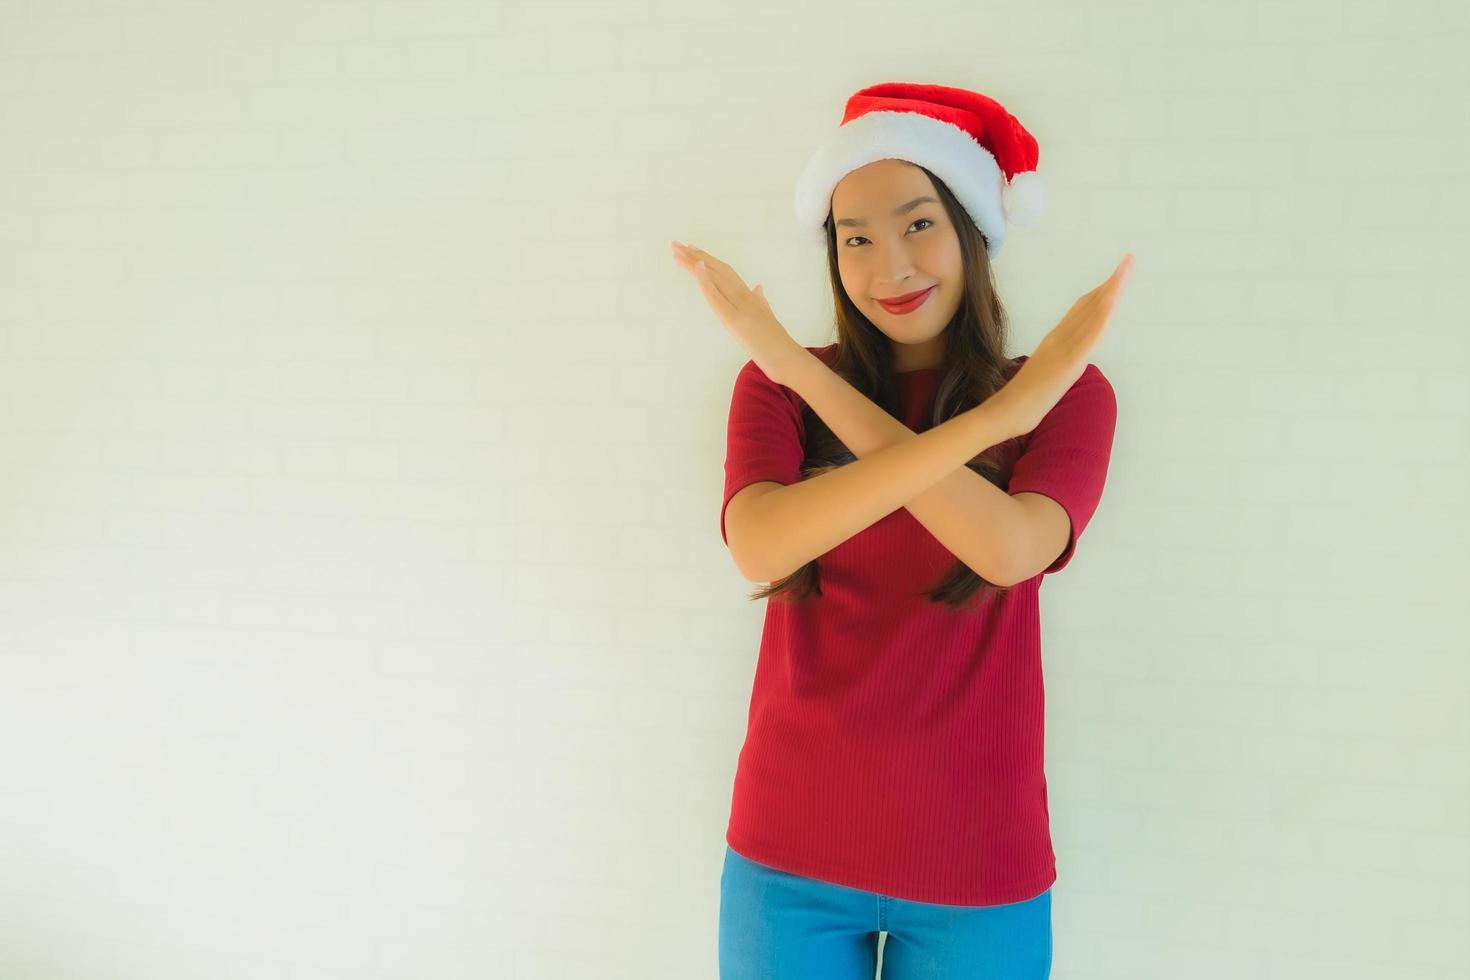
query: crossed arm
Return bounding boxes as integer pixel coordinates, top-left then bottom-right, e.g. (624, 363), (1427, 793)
(733, 348), (1071, 586)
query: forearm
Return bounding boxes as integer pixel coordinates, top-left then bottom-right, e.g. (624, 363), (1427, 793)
(749, 350), (1018, 582)
(776, 349), (1024, 583)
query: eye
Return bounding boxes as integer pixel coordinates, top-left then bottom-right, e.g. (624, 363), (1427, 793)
(843, 217), (934, 248)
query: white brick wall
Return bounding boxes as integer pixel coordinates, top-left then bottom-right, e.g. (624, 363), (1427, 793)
(0, 1), (1465, 978)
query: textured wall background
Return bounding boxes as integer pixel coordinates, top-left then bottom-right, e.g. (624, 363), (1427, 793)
(0, 1), (1465, 978)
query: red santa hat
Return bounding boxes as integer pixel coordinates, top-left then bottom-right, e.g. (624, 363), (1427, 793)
(794, 81), (1043, 259)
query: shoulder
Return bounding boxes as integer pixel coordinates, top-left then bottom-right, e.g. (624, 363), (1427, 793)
(731, 358), (806, 420)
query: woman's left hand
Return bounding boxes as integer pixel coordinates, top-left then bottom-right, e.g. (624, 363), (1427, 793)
(671, 240), (805, 387)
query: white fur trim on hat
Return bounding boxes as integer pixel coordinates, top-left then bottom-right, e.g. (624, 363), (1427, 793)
(794, 109), (1019, 259)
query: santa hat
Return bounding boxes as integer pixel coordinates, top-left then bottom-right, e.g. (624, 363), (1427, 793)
(794, 81), (1043, 259)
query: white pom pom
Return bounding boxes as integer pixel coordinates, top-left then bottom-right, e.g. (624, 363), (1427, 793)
(1002, 170), (1044, 226)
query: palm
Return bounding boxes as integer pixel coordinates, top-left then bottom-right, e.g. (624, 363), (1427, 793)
(670, 240), (803, 385)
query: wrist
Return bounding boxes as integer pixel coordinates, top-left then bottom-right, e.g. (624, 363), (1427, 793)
(974, 388), (1023, 444)
(775, 343), (822, 390)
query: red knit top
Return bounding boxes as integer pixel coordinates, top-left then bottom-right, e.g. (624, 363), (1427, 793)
(719, 343), (1117, 906)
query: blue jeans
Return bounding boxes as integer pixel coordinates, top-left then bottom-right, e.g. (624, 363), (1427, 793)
(719, 844), (1052, 979)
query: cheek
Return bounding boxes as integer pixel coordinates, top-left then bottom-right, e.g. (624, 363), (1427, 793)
(920, 235), (959, 265)
(917, 242), (958, 285)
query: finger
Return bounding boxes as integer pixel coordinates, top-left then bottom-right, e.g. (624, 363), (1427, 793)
(1094, 257), (1131, 298)
(671, 241), (706, 270)
(671, 241), (707, 273)
(1105, 265), (1132, 306)
(685, 245), (752, 294)
(703, 260), (754, 317)
(695, 259), (733, 306)
(694, 259), (736, 314)
(1109, 254), (1133, 287)
(673, 244), (722, 297)
(674, 249), (713, 286)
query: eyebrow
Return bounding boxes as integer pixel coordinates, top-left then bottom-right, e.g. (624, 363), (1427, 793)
(834, 195), (939, 228)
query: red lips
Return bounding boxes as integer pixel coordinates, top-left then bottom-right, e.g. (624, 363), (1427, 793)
(876, 285), (936, 313)
(878, 287), (932, 304)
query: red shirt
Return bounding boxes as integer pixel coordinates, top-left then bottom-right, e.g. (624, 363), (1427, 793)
(719, 343), (1117, 906)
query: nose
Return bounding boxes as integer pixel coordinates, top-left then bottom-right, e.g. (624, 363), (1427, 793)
(874, 242), (916, 286)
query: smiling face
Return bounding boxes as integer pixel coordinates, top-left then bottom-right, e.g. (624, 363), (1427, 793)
(830, 159), (965, 372)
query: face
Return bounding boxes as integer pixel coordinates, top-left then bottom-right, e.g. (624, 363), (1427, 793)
(830, 159), (964, 371)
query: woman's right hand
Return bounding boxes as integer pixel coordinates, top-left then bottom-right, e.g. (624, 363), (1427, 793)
(991, 254), (1133, 438)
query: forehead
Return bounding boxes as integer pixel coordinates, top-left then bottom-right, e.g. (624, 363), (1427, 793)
(831, 159), (931, 213)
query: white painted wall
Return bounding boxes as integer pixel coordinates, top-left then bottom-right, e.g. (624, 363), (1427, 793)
(0, 1), (1465, 977)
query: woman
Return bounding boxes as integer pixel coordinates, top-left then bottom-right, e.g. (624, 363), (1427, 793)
(671, 82), (1132, 979)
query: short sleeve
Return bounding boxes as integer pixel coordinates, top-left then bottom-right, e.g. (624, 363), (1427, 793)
(1006, 361), (1117, 576)
(720, 358), (806, 546)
